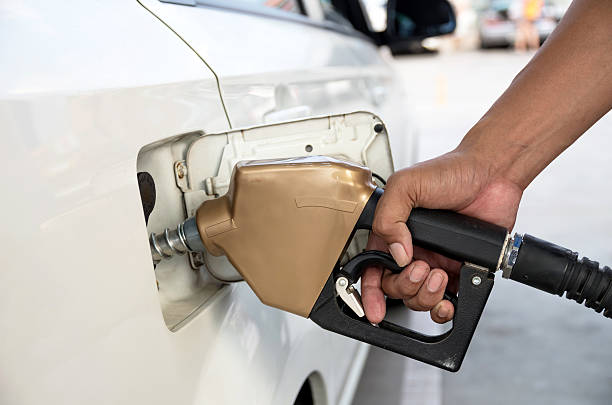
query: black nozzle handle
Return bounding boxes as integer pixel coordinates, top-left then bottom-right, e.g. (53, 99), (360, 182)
(312, 262), (493, 372)
(510, 234), (612, 318)
(356, 188), (509, 270)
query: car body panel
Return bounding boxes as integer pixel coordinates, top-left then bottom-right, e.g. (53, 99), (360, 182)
(0, 0), (238, 403)
(0, 1), (414, 404)
(138, 3), (416, 404)
(140, 0), (416, 167)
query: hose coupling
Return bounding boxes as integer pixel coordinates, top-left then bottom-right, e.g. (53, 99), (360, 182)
(501, 233), (523, 278)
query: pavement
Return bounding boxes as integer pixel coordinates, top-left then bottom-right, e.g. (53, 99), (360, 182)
(352, 50), (612, 405)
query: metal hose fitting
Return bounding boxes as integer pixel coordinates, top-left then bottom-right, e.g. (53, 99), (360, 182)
(500, 233), (523, 278)
(149, 217), (205, 264)
(508, 234), (612, 318)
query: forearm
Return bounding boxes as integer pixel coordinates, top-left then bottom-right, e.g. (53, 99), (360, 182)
(458, 0), (612, 190)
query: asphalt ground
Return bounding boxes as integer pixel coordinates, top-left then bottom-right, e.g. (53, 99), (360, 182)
(353, 50), (612, 405)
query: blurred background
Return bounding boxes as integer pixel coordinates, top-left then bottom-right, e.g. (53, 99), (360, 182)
(361, 0), (571, 52)
(351, 1), (612, 404)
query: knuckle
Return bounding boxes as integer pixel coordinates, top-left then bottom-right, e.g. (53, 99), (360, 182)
(397, 264), (425, 296)
(387, 170), (415, 201)
(404, 297), (426, 312)
(416, 294), (434, 310)
(372, 217), (395, 238)
(398, 279), (418, 297)
(382, 273), (404, 299)
(402, 298), (418, 310)
(386, 171), (405, 188)
(412, 260), (430, 271)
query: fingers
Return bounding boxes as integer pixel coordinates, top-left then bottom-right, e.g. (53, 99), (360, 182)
(362, 234), (388, 323)
(413, 246), (461, 294)
(362, 261), (454, 324)
(431, 300), (455, 324)
(402, 268), (448, 311)
(413, 246), (461, 276)
(361, 265), (386, 324)
(381, 261), (430, 299)
(365, 232), (388, 251)
(379, 260), (452, 323)
(362, 235), (454, 324)
(372, 173), (414, 266)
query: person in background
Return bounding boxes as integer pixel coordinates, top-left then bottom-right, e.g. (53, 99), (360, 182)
(361, 0), (612, 324)
(514, 0), (544, 51)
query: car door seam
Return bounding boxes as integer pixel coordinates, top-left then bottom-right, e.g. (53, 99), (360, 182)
(136, 0), (233, 128)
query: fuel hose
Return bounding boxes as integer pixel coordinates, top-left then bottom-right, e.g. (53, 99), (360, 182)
(509, 234), (612, 318)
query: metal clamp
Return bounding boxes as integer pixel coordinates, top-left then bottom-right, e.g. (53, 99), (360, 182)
(501, 233), (523, 278)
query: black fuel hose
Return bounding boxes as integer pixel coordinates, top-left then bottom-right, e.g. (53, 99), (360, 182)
(510, 234), (612, 318)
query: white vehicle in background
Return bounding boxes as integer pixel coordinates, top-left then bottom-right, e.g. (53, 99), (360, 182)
(0, 1), (454, 404)
(476, 0), (570, 48)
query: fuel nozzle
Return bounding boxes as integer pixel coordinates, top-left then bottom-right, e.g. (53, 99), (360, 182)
(145, 156), (611, 372)
(149, 217), (204, 264)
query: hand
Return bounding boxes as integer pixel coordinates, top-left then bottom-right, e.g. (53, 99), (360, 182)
(359, 0), (612, 325)
(361, 149), (523, 324)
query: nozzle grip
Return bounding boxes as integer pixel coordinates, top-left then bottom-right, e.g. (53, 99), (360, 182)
(310, 263), (493, 372)
(357, 188), (508, 269)
(408, 208), (508, 269)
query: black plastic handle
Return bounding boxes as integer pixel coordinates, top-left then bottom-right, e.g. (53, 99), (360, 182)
(307, 187), (502, 372)
(310, 262), (493, 372)
(356, 188), (508, 270)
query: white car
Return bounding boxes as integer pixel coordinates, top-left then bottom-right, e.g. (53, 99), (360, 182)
(0, 1), (454, 404)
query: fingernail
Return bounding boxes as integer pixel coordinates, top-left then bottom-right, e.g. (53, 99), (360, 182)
(389, 243), (409, 267)
(427, 273), (444, 292)
(437, 305), (449, 319)
(409, 264), (427, 283)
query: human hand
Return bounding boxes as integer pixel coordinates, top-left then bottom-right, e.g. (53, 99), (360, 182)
(361, 149), (523, 324)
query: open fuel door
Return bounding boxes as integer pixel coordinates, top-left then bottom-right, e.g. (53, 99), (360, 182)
(138, 111), (394, 330)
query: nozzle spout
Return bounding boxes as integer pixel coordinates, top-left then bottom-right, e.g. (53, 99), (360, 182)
(149, 217), (205, 264)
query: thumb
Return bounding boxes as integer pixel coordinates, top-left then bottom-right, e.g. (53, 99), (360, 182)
(372, 181), (414, 267)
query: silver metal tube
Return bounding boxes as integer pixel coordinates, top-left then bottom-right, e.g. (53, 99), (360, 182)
(149, 217), (205, 264)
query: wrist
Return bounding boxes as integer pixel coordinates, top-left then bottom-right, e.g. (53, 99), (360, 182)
(455, 117), (531, 191)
